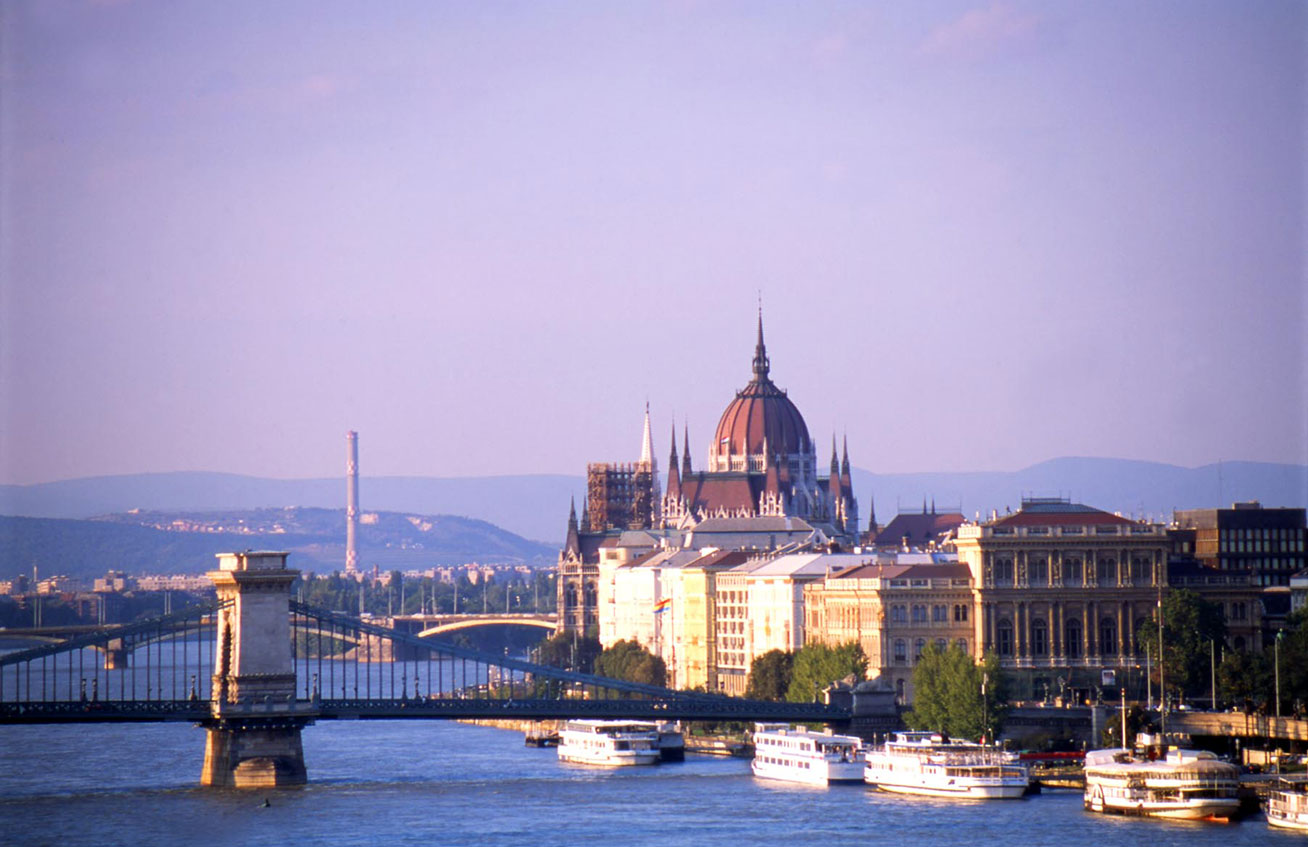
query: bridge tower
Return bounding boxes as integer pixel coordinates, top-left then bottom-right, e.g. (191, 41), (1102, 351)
(202, 551), (315, 788)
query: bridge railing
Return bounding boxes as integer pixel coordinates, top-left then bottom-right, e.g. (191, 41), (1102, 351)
(0, 600), (221, 707)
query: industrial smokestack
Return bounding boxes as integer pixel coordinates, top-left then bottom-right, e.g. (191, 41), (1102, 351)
(346, 431), (360, 574)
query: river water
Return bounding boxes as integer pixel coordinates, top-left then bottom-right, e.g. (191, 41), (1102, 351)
(0, 721), (1296, 847)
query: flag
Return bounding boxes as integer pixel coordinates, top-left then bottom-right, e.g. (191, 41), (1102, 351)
(653, 597), (671, 615)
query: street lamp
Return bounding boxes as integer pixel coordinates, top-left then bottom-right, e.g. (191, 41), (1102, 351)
(1275, 629), (1284, 719)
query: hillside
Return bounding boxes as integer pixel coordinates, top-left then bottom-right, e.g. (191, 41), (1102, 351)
(1, 459), (1303, 547)
(0, 507), (555, 581)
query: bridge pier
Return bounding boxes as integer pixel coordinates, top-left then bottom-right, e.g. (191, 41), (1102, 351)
(103, 639), (129, 669)
(203, 551), (313, 788)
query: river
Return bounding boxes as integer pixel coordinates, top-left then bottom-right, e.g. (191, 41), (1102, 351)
(0, 721), (1296, 847)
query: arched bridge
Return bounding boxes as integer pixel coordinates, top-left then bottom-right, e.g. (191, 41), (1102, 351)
(388, 612), (557, 639)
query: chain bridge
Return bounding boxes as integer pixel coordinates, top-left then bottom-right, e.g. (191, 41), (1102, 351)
(0, 552), (847, 788)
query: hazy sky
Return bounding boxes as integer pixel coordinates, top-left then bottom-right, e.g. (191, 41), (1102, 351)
(2, 1), (1304, 486)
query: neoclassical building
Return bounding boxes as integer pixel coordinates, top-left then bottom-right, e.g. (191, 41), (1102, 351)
(954, 497), (1169, 700)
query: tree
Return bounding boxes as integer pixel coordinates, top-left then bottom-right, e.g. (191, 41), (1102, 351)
(785, 642), (867, 703)
(595, 639), (667, 687)
(1136, 589), (1226, 704)
(1217, 648), (1272, 712)
(534, 631), (601, 673)
(905, 645), (1008, 742)
(746, 650), (793, 701)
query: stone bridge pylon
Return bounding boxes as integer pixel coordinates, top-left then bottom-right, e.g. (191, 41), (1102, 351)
(202, 551), (315, 788)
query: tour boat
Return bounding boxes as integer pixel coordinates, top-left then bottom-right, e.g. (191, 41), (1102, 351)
(1082, 735), (1240, 821)
(751, 723), (865, 786)
(556, 719), (662, 767)
(863, 731), (1029, 799)
(1265, 777), (1308, 832)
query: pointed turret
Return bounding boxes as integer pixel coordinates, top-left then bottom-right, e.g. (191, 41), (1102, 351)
(666, 421), (681, 499)
(840, 434), (852, 491)
(564, 497), (580, 557)
(580, 500), (592, 534)
(867, 495), (878, 536)
(751, 306), (770, 383)
(639, 402), (654, 466)
(682, 424), (693, 477)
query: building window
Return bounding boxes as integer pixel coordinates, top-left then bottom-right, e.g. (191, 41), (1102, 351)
(1064, 558), (1082, 585)
(914, 638), (926, 661)
(1130, 557), (1150, 583)
(956, 638), (968, 653)
(911, 604), (928, 624)
(1030, 558), (1048, 586)
(893, 639), (907, 665)
(932, 604), (948, 623)
(935, 638), (948, 651)
(995, 558), (1014, 586)
(1031, 619), (1048, 657)
(891, 605), (907, 624)
(997, 619), (1014, 657)
(953, 604), (969, 623)
(1096, 558), (1116, 585)
(1065, 618), (1083, 659)
(1099, 617), (1117, 656)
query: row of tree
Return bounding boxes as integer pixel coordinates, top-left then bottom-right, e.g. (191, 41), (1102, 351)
(1138, 589), (1308, 715)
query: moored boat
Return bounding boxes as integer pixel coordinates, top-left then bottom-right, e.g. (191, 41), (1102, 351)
(751, 723), (864, 786)
(556, 719), (662, 767)
(1082, 734), (1240, 821)
(863, 731), (1029, 799)
(1266, 777), (1308, 832)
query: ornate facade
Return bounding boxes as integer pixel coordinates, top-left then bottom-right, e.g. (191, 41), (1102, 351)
(954, 498), (1169, 701)
(556, 313), (861, 636)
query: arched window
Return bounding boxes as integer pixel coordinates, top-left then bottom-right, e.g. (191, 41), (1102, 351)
(1031, 619), (1048, 657)
(1097, 557), (1117, 585)
(1130, 557), (1150, 583)
(893, 639), (907, 665)
(1065, 618), (1083, 659)
(953, 604), (969, 622)
(911, 604), (928, 624)
(914, 638), (927, 661)
(1064, 558), (1083, 585)
(956, 638), (969, 653)
(1030, 558), (1049, 586)
(995, 558), (1014, 586)
(935, 638), (948, 651)
(891, 605), (907, 624)
(1099, 617), (1117, 655)
(997, 619), (1014, 657)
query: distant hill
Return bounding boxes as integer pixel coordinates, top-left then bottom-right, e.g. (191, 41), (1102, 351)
(0, 473), (579, 544)
(1, 459), (1303, 547)
(0, 507), (555, 581)
(853, 458), (1307, 524)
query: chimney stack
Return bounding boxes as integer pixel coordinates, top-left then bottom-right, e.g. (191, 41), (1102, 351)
(345, 431), (359, 574)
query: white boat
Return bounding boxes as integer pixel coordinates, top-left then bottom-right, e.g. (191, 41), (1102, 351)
(751, 723), (864, 785)
(556, 719), (662, 767)
(1082, 735), (1240, 821)
(1265, 777), (1308, 832)
(863, 731), (1029, 799)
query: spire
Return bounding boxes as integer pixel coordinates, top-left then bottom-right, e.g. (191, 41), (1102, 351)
(841, 434), (850, 476)
(868, 495), (877, 534)
(751, 304), (770, 382)
(565, 497), (580, 556)
(931, 497), (936, 515)
(923, 496), (928, 514)
(830, 434), (840, 477)
(682, 424), (693, 476)
(666, 420), (681, 500)
(639, 401), (654, 466)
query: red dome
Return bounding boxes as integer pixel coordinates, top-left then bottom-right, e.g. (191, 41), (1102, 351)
(711, 316), (811, 463)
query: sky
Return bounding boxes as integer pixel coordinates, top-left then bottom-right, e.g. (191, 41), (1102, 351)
(1, 0), (1304, 486)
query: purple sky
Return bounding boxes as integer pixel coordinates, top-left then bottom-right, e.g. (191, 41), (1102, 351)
(1, 1), (1304, 486)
